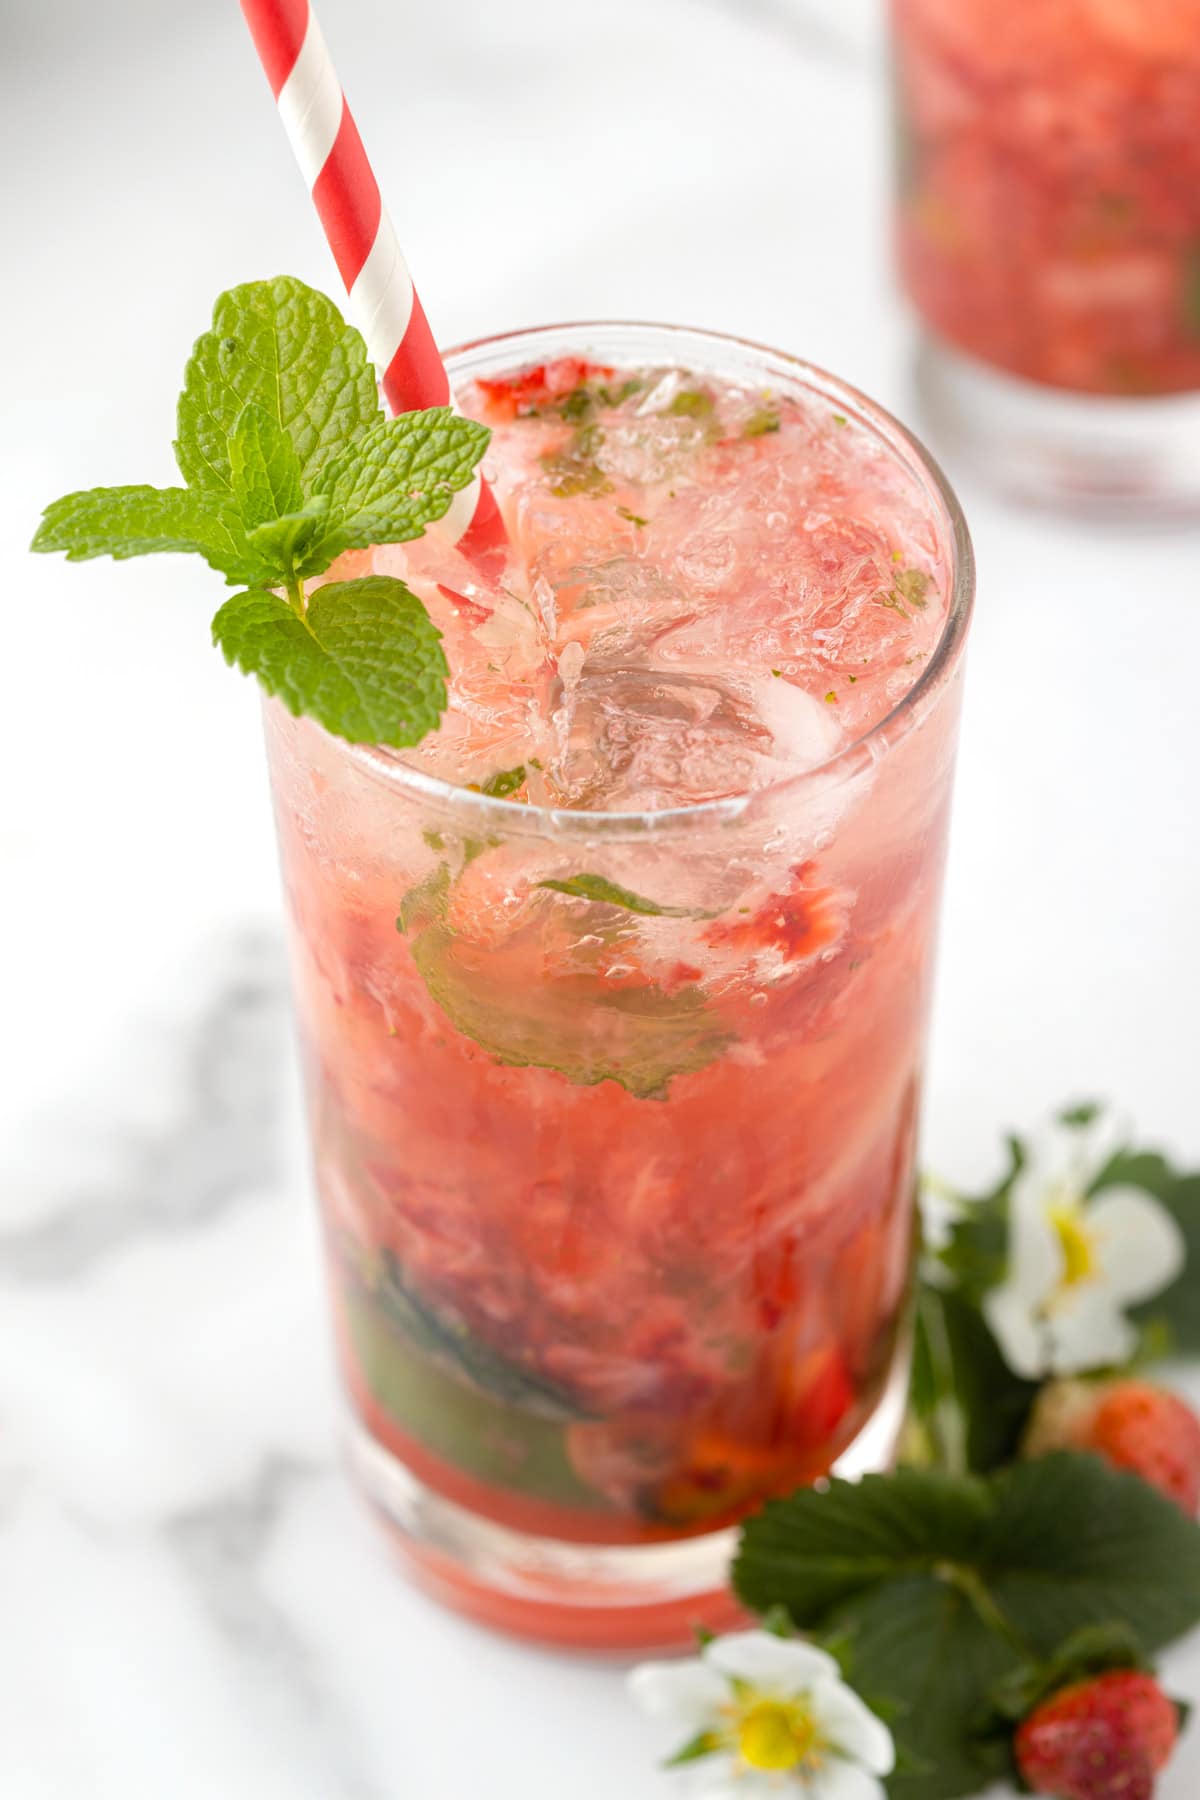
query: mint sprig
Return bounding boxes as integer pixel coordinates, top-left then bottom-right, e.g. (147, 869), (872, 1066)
(211, 576), (447, 749)
(733, 1456), (1200, 1800)
(174, 275), (381, 494)
(32, 275), (491, 748)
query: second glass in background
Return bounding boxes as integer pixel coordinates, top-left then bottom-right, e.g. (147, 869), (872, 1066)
(891, 0), (1200, 511)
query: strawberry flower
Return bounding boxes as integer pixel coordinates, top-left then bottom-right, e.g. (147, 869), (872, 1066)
(983, 1109), (1185, 1380)
(630, 1629), (894, 1798)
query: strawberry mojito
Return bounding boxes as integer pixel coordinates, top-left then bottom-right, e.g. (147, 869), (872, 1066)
(892, 0), (1200, 503)
(263, 323), (973, 1643)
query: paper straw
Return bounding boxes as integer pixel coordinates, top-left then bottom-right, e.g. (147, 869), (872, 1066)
(238, 0), (505, 562)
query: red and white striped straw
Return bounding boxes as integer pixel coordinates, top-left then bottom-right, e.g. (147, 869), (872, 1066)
(238, 0), (505, 563)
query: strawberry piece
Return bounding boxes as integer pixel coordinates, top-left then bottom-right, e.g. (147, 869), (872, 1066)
(1015, 1670), (1179, 1800)
(474, 358), (614, 421)
(1085, 1382), (1200, 1517)
(701, 862), (843, 966)
(1025, 1378), (1200, 1516)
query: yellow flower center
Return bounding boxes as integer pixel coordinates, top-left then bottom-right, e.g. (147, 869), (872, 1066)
(1048, 1202), (1096, 1287)
(737, 1700), (816, 1772)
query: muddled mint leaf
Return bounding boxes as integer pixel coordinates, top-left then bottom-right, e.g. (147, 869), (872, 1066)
(541, 423), (613, 497)
(228, 401), (304, 527)
(175, 275), (382, 495)
(742, 406), (781, 438)
(212, 574), (447, 747)
(537, 872), (695, 918)
(878, 566), (933, 617)
(367, 1249), (588, 1418)
(311, 408), (490, 560)
(31, 485), (252, 578)
(735, 1458), (1200, 1800)
(669, 388), (715, 419)
(478, 765), (526, 799)
(395, 863), (451, 936)
(408, 924), (731, 1100)
(340, 1267), (601, 1509)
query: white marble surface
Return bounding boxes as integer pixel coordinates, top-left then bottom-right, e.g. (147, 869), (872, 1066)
(3, 0), (1200, 1794)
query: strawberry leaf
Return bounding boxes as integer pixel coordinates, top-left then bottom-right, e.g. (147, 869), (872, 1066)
(734, 1456), (1200, 1800)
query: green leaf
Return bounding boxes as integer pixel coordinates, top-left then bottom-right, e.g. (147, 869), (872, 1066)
(369, 1249), (587, 1417)
(536, 872), (697, 917)
(407, 924), (732, 1100)
(243, 496), (333, 583)
(311, 409), (491, 560)
(664, 1733), (721, 1768)
(396, 864), (452, 936)
(341, 1271), (601, 1510)
(909, 1280), (1040, 1475)
(31, 484), (253, 580)
(669, 388), (715, 418)
(935, 1138), (1025, 1304)
(1095, 1152), (1200, 1356)
(228, 401), (304, 527)
(742, 407), (781, 438)
(733, 1457), (1200, 1800)
(211, 574), (447, 748)
(175, 275), (382, 495)
(985, 1620), (1149, 1727)
(477, 765), (526, 799)
(540, 423), (613, 497)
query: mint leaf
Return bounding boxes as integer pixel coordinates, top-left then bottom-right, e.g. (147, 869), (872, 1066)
(212, 574), (447, 747)
(228, 402), (304, 526)
(366, 1249), (587, 1418)
(734, 1457), (1200, 1800)
(537, 873), (696, 917)
(407, 923), (731, 1099)
(31, 485), (252, 579)
(478, 765), (526, 799)
(340, 1261), (601, 1511)
(669, 388), (715, 418)
(311, 409), (491, 560)
(742, 407), (780, 438)
(243, 496), (333, 583)
(541, 423), (613, 497)
(175, 275), (382, 495)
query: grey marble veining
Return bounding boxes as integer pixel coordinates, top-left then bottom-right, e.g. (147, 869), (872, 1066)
(167, 1459), (389, 1800)
(0, 931), (289, 1287)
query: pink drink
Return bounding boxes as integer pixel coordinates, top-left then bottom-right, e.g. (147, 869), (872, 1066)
(265, 324), (972, 1645)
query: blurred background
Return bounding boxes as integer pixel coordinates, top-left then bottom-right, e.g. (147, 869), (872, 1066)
(1, 1), (1198, 1795)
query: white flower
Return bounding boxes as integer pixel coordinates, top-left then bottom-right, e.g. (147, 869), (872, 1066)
(982, 1109), (1185, 1380)
(629, 1629), (894, 1799)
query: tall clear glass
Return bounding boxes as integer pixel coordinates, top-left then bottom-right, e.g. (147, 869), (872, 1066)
(264, 324), (974, 1649)
(891, 0), (1200, 511)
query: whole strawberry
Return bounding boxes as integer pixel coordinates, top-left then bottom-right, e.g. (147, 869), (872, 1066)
(1015, 1670), (1179, 1800)
(1025, 1378), (1200, 1515)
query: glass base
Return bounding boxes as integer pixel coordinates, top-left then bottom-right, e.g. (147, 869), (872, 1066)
(913, 335), (1200, 517)
(343, 1332), (912, 1653)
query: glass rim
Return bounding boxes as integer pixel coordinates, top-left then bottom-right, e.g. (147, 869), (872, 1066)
(346, 319), (975, 838)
